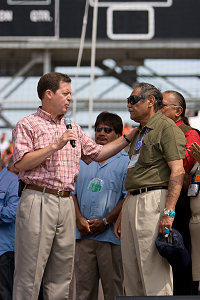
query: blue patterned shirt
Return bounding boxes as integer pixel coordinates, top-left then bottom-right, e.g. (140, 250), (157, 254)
(0, 167), (19, 256)
(74, 151), (129, 245)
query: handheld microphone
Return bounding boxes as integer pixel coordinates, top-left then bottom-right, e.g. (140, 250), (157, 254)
(64, 118), (76, 148)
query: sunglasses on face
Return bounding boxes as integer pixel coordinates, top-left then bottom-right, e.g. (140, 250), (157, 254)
(127, 95), (144, 105)
(95, 126), (113, 134)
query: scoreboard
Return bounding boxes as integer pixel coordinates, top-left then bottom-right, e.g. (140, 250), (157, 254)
(0, 0), (200, 40)
(0, 0), (56, 38)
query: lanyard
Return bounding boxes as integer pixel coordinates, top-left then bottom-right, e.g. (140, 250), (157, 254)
(135, 128), (149, 151)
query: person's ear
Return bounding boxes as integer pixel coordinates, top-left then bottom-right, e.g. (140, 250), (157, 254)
(148, 95), (155, 108)
(45, 89), (53, 99)
(175, 106), (183, 118)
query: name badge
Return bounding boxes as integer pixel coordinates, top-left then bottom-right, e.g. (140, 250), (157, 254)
(88, 178), (104, 192)
(128, 153), (140, 168)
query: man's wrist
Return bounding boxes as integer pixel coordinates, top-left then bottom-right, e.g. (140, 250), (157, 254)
(102, 217), (109, 226)
(51, 142), (59, 152)
(162, 208), (176, 218)
(123, 134), (131, 144)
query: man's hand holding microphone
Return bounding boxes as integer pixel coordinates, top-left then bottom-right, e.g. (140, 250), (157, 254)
(53, 119), (77, 151)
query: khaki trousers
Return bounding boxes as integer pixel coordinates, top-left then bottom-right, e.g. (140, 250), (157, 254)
(75, 239), (124, 300)
(121, 190), (173, 296)
(190, 193), (200, 281)
(13, 189), (75, 300)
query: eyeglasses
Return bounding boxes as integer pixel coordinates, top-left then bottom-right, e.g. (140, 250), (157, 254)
(127, 95), (144, 105)
(162, 103), (179, 108)
(95, 126), (113, 134)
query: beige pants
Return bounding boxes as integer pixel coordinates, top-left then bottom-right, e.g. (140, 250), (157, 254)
(75, 239), (124, 300)
(121, 190), (173, 296)
(190, 193), (200, 281)
(13, 189), (75, 300)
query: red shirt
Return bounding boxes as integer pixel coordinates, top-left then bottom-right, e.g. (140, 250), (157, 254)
(176, 119), (200, 173)
(12, 107), (102, 191)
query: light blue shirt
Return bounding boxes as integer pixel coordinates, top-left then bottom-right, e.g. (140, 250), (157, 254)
(74, 150), (129, 245)
(0, 167), (19, 256)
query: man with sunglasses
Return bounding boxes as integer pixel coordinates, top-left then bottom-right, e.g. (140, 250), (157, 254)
(162, 90), (200, 296)
(115, 82), (186, 296)
(72, 112), (130, 300)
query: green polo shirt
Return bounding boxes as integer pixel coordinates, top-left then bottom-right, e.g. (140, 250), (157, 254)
(125, 110), (186, 191)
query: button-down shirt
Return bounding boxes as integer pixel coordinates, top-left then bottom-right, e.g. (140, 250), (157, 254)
(176, 120), (200, 174)
(125, 111), (186, 190)
(74, 151), (129, 245)
(0, 167), (19, 256)
(12, 107), (102, 191)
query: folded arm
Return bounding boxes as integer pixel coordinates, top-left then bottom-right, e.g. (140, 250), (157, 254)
(0, 180), (19, 224)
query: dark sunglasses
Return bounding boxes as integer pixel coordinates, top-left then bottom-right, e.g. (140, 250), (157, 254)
(95, 126), (113, 134)
(127, 95), (144, 105)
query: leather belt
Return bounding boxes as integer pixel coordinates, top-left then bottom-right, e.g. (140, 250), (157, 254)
(26, 184), (71, 197)
(130, 185), (168, 196)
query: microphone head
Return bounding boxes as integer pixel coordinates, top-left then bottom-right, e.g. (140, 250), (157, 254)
(64, 117), (75, 147)
(64, 117), (71, 126)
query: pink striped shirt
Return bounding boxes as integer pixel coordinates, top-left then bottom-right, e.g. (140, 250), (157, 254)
(12, 107), (102, 191)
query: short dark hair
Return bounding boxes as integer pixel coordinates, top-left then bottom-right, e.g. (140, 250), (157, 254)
(95, 112), (123, 135)
(37, 72), (71, 100)
(134, 82), (163, 112)
(163, 90), (190, 125)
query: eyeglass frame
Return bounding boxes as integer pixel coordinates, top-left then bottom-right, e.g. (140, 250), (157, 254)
(95, 126), (114, 134)
(162, 103), (179, 108)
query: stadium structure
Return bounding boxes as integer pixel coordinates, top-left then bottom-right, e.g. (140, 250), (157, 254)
(0, 0), (200, 135)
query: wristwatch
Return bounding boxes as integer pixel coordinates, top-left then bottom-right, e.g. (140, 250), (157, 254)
(162, 208), (176, 218)
(102, 217), (109, 226)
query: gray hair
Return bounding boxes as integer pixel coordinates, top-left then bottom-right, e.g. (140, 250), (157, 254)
(134, 82), (163, 112)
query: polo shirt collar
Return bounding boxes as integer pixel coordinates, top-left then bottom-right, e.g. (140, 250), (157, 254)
(98, 151), (123, 167)
(139, 110), (161, 132)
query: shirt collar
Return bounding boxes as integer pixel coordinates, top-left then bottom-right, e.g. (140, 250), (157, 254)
(36, 107), (64, 124)
(139, 110), (161, 132)
(98, 151), (125, 167)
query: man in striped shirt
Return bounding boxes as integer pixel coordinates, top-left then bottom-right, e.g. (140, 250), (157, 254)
(12, 72), (136, 300)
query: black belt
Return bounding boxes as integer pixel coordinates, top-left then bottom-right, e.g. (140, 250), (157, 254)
(26, 184), (71, 197)
(130, 186), (168, 196)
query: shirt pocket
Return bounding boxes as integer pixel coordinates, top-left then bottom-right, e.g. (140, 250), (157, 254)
(34, 127), (60, 150)
(138, 142), (158, 166)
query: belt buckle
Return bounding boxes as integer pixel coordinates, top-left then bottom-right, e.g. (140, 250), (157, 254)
(58, 190), (64, 197)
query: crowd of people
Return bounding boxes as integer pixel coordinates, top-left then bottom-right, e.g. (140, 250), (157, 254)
(0, 71), (200, 300)
(0, 133), (13, 167)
